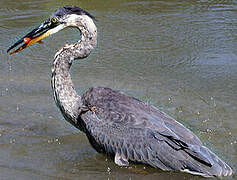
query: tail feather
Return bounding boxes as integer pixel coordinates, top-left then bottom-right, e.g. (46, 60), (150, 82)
(184, 145), (232, 177)
(206, 146), (232, 177)
(145, 132), (232, 177)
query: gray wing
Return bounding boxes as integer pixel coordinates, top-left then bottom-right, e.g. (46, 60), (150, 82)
(79, 87), (232, 177)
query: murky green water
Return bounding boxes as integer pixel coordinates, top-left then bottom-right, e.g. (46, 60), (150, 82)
(0, 0), (236, 179)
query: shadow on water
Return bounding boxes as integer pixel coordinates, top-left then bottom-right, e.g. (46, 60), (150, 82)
(0, 0), (236, 179)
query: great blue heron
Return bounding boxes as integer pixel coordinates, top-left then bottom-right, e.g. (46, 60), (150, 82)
(7, 6), (232, 177)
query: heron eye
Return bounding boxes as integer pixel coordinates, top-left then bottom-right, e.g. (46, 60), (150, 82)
(51, 17), (58, 23)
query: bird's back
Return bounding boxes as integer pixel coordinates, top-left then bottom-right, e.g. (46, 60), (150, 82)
(79, 87), (232, 177)
(81, 87), (201, 145)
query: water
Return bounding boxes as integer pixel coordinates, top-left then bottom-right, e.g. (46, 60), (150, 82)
(0, 0), (236, 179)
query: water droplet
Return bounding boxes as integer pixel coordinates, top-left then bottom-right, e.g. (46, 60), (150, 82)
(10, 138), (15, 144)
(71, 169), (77, 174)
(107, 167), (111, 174)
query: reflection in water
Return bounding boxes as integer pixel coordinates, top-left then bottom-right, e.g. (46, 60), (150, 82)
(0, 0), (236, 179)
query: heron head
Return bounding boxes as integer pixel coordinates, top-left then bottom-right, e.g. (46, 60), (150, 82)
(7, 6), (96, 55)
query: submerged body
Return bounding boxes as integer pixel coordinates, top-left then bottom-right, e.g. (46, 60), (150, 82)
(8, 6), (232, 177)
(80, 87), (232, 176)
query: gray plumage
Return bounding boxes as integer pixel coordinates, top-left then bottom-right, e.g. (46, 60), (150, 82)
(49, 6), (232, 177)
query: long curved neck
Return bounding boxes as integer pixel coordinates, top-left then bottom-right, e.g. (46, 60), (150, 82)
(51, 15), (97, 125)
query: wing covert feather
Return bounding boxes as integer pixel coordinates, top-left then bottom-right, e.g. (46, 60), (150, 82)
(81, 87), (202, 146)
(79, 87), (232, 176)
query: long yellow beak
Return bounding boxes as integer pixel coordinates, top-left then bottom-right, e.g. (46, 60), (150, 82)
(7, 20), (65, 55)
(8, 31), (51, 55)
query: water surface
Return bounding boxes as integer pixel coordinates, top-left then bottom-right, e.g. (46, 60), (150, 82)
(0, 0), (236, 179)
